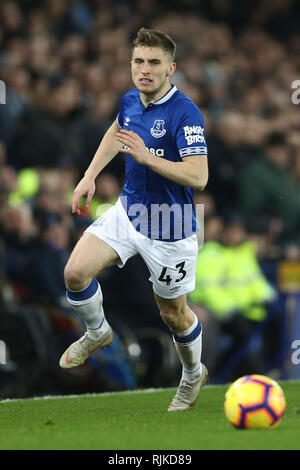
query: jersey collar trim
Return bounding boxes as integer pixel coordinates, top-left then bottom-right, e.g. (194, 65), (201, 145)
(152, 85), (177, 105)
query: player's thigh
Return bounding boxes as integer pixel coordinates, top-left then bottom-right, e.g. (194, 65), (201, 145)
(65, 232), (121, 284)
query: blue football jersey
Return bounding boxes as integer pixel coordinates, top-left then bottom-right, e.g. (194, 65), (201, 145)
(116, 85), (207, 241)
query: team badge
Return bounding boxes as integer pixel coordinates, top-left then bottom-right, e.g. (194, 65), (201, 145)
(150, 119), (166, 138)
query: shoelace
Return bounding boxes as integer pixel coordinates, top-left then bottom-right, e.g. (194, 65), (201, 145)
(70, 333), (94, 357)
(173, 381), (193, 404)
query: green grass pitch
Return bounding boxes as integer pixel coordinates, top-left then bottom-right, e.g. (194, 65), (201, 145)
(0, 382), (299, 450)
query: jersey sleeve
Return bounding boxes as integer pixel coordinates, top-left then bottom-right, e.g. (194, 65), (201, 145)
(175, 103), (207, 158)
(116, 94), (126, 128)
(116, 113), (122, 128)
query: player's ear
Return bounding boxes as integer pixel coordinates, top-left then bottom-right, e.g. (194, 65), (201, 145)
(167, 62), (176, 77)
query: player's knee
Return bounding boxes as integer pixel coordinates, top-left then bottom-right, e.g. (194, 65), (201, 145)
(159, 305), (185, 330)
(64, 264), (89, 291)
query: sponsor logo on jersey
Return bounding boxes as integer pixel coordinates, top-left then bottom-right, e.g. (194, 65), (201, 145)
(150, 119), (166, 138)
(183, 125), (205, 145)
(146, 147), (164, 157)
(124, 144), (164, 157)
(124, 116), (131, 126)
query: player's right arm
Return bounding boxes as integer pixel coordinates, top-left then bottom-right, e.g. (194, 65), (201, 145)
(72, 121), (123, 215)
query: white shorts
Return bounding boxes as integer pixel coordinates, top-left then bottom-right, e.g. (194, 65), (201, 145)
(85, 198), (199, 299)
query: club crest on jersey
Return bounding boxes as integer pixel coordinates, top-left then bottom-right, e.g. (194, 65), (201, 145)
(150, 119), (166, 138)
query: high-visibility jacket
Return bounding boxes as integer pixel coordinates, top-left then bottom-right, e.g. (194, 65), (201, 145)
(189, 240), (276, 321)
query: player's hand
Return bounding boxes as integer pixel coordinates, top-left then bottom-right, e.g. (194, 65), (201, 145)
(72, 176), (95, 215)
(116, 129), (148, 164)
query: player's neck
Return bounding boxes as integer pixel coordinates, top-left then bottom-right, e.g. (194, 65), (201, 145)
(139, 81), (172, 107)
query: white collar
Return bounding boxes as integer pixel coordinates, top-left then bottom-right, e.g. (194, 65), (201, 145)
(152, 85), (177, 105)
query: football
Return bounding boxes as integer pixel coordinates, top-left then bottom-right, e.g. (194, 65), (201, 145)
(224, 374), (286, 429)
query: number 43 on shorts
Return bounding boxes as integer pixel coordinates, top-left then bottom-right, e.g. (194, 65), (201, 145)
(158, 261), (187, 286)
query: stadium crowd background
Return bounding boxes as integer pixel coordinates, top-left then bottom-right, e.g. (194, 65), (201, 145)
(0, 0), (300, 398)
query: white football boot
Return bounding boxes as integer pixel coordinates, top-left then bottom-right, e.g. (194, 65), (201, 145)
(59, 327), (114, 369)
(168, 364), (209, 411)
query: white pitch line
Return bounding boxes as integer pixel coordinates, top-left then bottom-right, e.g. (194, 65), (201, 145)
(0, 384), (221, 404)
(0, 388), (171, 404)
(0, 380), (298, 404)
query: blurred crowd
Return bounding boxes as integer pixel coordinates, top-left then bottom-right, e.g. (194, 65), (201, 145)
(0, 0), (299, 396)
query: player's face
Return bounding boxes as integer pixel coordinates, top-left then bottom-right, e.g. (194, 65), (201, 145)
(131, 46), (176, 102)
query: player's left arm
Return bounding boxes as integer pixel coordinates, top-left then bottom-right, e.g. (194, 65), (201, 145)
(116, 129), (208, 191)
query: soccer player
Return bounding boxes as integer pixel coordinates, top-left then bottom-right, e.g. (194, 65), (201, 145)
(59, 28), (209, 411)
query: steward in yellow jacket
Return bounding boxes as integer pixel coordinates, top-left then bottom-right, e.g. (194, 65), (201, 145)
(189, 239), (276, 322)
